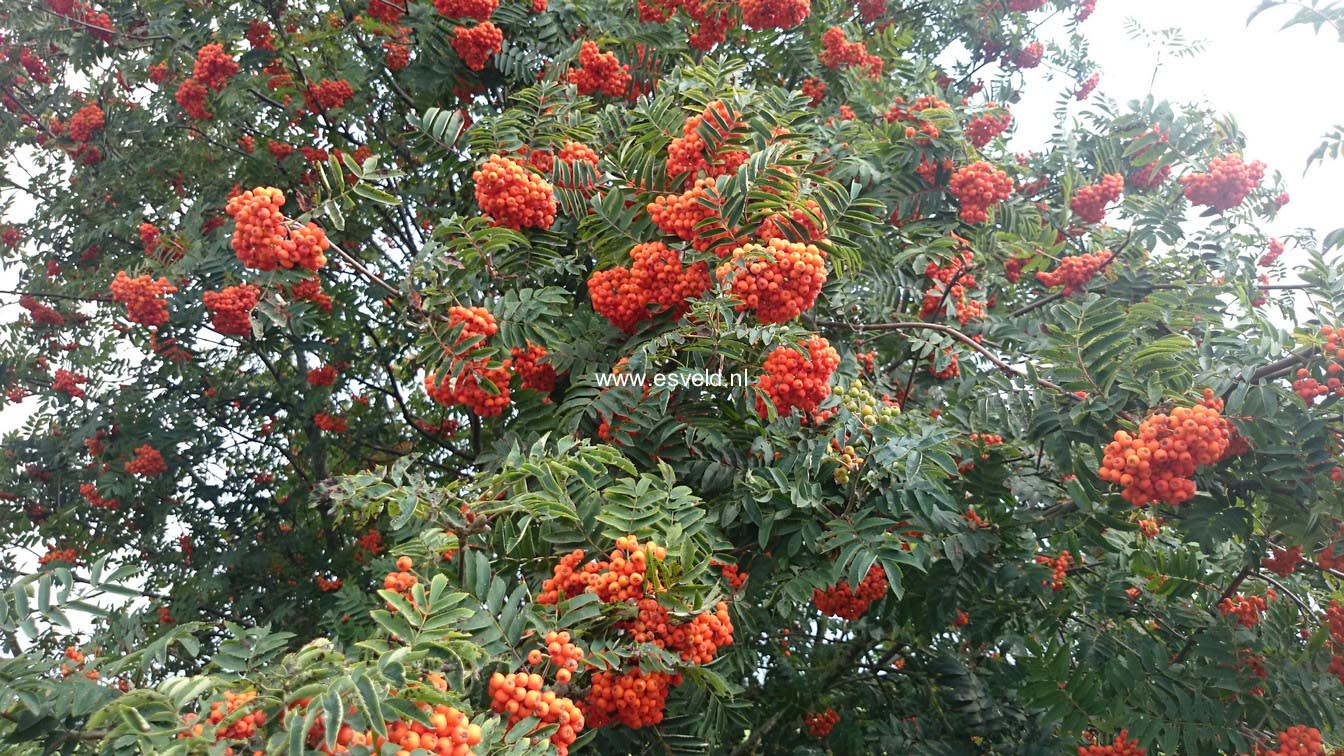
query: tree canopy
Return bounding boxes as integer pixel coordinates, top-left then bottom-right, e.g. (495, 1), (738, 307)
(2, 0), (1344, 753)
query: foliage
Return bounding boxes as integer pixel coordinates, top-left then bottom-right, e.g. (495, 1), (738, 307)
(0, 0), (1342, 753)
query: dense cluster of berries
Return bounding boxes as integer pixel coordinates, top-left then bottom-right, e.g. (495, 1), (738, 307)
(1075, 72), (1100, 100)
(1258, 726), (1325, 756)
(1291, 325), (1344, 403)
(813, 563), (888, 619)
(537, 535), (665, 604)
(553, 141), (600, 191)
(53, 369), (88, 398)
(818, 381), (901, 428)
(582, 668), (679, 729)
(565, 42), (632, 97)
(1324, 601), (1344, 687)
(740, 0), (810, 30)
(713, 559), (748, 589)
(819, 27), (882, 78)
(1218, 593), (1269, 628)
(528, 630), (584, 684)
(67, 102), (105, 142)
(175, 77), (211, 120)
(124, 444), (167, 477)
(110, 272), (177, 326)
(647, 179), (738, 253)
(203, 284), (261, 337)
(38, 546), (80, 566)
(1097, 390), (1233, 506)
(80, 483), (118, 509)
(192, 44), (238, 90)
(1010, 41), (1043, 68)
(313, 412), (347, 433)
(1035, 250), (1113, 295)
(666, 100), (747, 183)
(510, 343), (557, 393)
(1071, 174), (1124, 224)
(1126, 126), (1172, 190)
(226, 187), (329, 270)
(1262, 545), (1302, 577)
(1035, 550), (1074, 592)
(423, 306), (521, 416)
(1078, 730), (1145, 756)
(453, 23), (503, 71)
(1259, 238), (1285, 267)
(303, 79), (355, 111)
(949, 161), (1014, 223)
(920, 251), (984, 324)
(883, 95), (954, 141)
(716, 238), (827, 323)
(1180, 153), (1266, 211)
(965, 109), (1012, 148)
(757, 336), (840, 417)
(588, 241), (710, 332)
(375, 704), (482, 756)
(758, 200), (826, 244)
(473, 155), (557, 230)
(19, 295), (65, 327)
(180, 690), (266, 745)
(801, 77), (826, 105)
(489, 671), (584, 755)
(434, 0), (498, 21)
(804, 708), (840, 738)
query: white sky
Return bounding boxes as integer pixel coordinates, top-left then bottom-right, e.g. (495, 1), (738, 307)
(1013, 0), (1344, 245)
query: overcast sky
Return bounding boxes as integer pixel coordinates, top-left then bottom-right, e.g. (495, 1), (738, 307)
(1013, 0), (1344, 246)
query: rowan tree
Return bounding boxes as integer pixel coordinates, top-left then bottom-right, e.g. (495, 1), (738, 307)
(1, 0), (1343, 753)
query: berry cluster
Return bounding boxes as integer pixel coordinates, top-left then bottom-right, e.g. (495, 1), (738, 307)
(175, 77), (211, 120)
(110, 271), (177, 327)
(434, 0), (498, 21)
(510, 343), (557, 393)
(713, 559), (748, 590)
(819, 27), (882, 78)
(53, 369), (88, 399)
(756, 336), (840, 417)
(801, 77), (826, 105)
(537, 535), (665, 604)
(192, 43), (238, 90)
(488, 671), (585, 755)
(303, 79), (355, 111)
(1259, 238), (1285, 267)
(566, 41), (632, 97)
(67, 102), (105, 142)
(1262, 545), (1302, 577)
(554, 141), (600, 191)
(1218, 593), (1268, 628)
(920, 251), (985, 325)
(1071, 174), (1124, 224)
(1035, 250), (1112, 295)
(424, 306), (518, 416)
(647, 179), (739, 254)
(1259, 726), (1325, 756)
(375, 704), (482, 756)
(666, 100), (747, 184)
(588, 241), (710, 332)
(1325, 601), (1344, 687)
(582, 668), (679, 729)
(527, 630), (584, 684)
(453, 23), (503, 71)
(1010, 41), (1044, 68)
(1291, 325), (1344, 403)
(949, 161), (1014, 223)
(965, 108), (1012, 148)
(473, 155), (557, 230)
(804, 708), (840, 738)
(1127, 126), (1171, 191)
(1036, 550), (1074, 592)
(716, 238), (827, 323)
(812, 563), (888, 620)
(226, 187), (330, 271)
(124, 444), (167, 477)
(180, 690), (266, 744)
(1097, 390), (1233, 506)
(758, 199), (826, 243)
(203, 284), (261, 337)
(313, 412), (347, 433)
(740, 0), (810, 30)
(39, 546), (80, 566)
(1078, 730), (1145, 756)
(1075, 72), (1100, 100)
(1180, 153), (1266, 212)
(80, 483), (118, 509)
